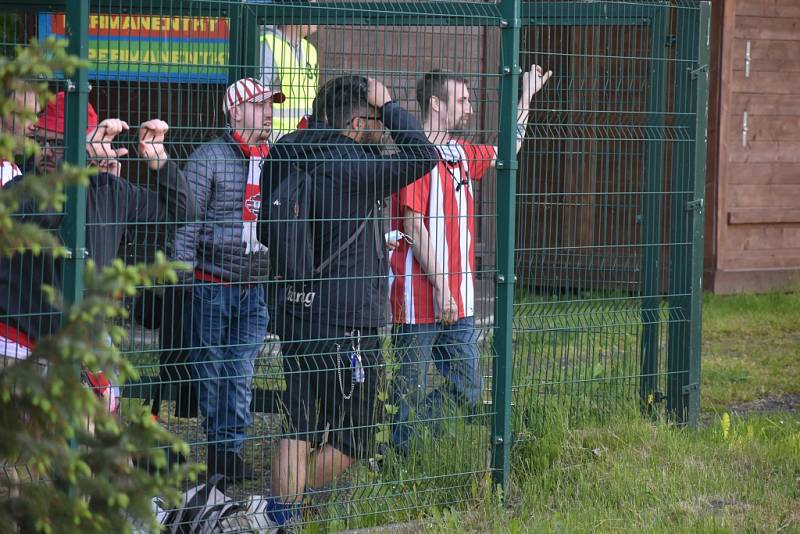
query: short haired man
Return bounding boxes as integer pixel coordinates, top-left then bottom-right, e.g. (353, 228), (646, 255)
(174, 78), (284, 484)
(258, 75), (438, 528)
(388, 66), (552, 454)
(0, 92), (196, 370)
(0, 86), (40, 186)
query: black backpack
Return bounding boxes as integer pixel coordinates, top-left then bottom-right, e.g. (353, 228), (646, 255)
(258, 164), (370, 293)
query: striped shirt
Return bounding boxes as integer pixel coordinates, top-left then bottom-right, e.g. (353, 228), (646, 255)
(0, 160), (21, 188)
(389, 140), (495, 324)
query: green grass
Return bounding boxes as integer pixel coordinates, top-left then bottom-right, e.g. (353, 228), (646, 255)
(702, 292), (800, 412)
(431, 411), (800, 532)
(511, 294), (659, 423)
(420, 291), (800, 533)
(509, 291), (800, 417)
(302, 417), (492, 532)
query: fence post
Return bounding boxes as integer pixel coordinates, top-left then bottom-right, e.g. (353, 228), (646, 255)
(228, 3), (260, 83)
(667, 2), (710, 426)
(491, 0), (521, 492)
(61, 0), (89, 490)
(61, 0), (89, 315)
(638, 5), (669, 413)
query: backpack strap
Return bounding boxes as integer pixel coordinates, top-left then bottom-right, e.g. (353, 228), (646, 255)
(313, 209), (373, 276)
(299, 160), (374, 277)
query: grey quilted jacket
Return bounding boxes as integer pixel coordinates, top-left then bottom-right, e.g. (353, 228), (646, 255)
(174, 132), (271, 283)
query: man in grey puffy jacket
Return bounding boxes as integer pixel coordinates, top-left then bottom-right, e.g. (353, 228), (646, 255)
(174, 78), (285, 483)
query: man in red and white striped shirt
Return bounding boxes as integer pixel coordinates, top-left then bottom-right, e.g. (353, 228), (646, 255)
(388, 67), (551, 453)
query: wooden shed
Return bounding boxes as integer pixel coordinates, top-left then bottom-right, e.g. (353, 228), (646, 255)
(705, 0), (800, 293)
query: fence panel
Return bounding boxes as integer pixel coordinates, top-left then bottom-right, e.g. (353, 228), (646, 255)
(512, 0), (709, 436)
(85, 2), (503, 530)
(0, 0), (709, 530)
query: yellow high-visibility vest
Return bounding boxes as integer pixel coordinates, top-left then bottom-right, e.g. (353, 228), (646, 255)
(260, 30), (319, 142)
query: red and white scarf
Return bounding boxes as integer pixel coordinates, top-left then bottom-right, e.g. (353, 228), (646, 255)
(0, 159), (21, 188)
(232, 132), (269, 255)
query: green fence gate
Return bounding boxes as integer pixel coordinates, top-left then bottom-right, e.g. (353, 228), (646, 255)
(505, 2), (710, 486)
(1, 0), (709, 530)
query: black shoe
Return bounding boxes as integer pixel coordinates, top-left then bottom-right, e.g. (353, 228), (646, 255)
(207, 447), (259, 483)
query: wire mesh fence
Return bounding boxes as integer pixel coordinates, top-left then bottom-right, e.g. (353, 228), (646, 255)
(0, 0), (709, 530)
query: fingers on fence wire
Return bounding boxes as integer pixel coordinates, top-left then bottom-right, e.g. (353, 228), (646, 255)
(86, 118), (130, 161)
(522, 64), (553, 96)
(138, 119), (170, 169)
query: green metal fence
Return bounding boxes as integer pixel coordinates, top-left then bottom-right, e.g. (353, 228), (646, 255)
(1, 0), (709, 530)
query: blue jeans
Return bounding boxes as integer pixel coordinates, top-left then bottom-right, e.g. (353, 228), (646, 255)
(390, 317), (483, 453)
(188, 283), (268, 452)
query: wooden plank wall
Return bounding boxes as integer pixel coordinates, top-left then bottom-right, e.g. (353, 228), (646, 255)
(711, 0), (800, 292)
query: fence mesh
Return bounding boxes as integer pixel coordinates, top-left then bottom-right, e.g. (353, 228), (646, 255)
(0, 0), (709, 530)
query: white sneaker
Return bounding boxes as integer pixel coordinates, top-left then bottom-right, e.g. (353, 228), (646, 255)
(240, 495), (282, 534)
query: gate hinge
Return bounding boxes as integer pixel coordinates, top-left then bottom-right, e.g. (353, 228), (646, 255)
(499, 17), (521, 29)
(64, 80), (92, 93)
(682, 382), (699, 395)
(64, 247), (89, 260)
(665, 35), (677, 47)
(499, 17), (522, 28)
(686, 198), (704, 211)
(689, 64), (708, 79)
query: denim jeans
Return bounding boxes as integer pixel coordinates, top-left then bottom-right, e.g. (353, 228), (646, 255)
(188, 283), (268, 452)
(390, 316), (483, 453)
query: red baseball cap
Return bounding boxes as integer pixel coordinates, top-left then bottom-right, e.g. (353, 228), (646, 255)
(36, 91), (99, 135)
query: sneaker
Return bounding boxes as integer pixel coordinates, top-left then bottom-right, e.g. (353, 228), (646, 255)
(240, 495), (281, 533)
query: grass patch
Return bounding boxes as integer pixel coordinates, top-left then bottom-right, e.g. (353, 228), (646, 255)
(297, 413), (493, 532)
(702, 292), (800, 412)
(421, 291), (800, 532)
(703, 291), (800, 336)
(511, 294), (661, 424)
(430, 411), (800, 532)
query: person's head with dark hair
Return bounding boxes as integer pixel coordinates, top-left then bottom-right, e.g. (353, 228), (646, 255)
(313, 75), (384, 144)
(416, 70), (472, 137)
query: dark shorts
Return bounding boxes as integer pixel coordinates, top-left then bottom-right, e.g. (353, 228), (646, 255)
(277, 315), (381, 459)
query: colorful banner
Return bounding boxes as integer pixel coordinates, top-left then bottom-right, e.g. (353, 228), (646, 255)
(39, 12), (229, 83)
